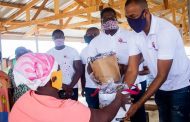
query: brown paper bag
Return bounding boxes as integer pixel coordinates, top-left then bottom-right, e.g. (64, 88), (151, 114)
(90, 55), (121, 83)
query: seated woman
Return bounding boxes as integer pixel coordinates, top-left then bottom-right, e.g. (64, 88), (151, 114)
(9, 53), (131, 122)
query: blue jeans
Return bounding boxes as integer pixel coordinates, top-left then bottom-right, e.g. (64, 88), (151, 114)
(130, 80), (147, 122)
(155, 85), (190, 122)
(85, 88), (99, 109)
(58, 88), (78, 101)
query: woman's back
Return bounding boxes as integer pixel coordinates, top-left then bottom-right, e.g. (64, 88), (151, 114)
(9, 91), (90, 122)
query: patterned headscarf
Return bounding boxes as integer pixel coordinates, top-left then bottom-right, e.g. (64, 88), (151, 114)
(13, 53), (58, 90)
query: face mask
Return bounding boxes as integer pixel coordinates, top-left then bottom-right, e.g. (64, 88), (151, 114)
(84, 35), (95, 44)
(51, 70), (62, 90)
(54, 39), (64, 47)
(127, 10), (146, 33)
(101, 20), (119, 31)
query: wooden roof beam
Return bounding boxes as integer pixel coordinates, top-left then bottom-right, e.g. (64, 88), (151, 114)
(75, 0), (88, 8)
(163, 0), (169, 9)
(39, 20), (99, 30)
(0, 1), (53, 13)
(32, 0), (48, 20)
(6, 6), (100, 31)
(61, 2), (78, 13)
(54, 0), (60, 14)
(3, 0), (40, 24)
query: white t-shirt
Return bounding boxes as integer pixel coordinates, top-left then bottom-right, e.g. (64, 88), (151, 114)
(47, 46), (80, 88)
(87, 28), (143, 84)
(128, 15), (190, 91)
(88, 28), (130, 65)
(80, 46), (98, 88)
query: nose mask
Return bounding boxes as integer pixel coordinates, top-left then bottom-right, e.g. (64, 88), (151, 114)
(127, 10), (146, 33)
(84, 35), (95, 44)
(101, 20), (119, 31)
(54, 39), (64, 47)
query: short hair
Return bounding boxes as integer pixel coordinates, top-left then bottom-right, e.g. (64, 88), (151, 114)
(52, 29), (64, 40)
(86, 27), (99, 32)
(100, 7), (116, 18)
(125, 0), (148, 9)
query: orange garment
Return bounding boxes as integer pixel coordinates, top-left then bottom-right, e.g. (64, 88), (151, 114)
(9, 91), (91, 122)
(0, 71), (10, 112)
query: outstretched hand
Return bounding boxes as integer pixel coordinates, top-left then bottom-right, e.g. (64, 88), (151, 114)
(125, 103), (140, 120)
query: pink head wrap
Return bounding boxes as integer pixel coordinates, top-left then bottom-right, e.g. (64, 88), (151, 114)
(13, 53), (58, 90)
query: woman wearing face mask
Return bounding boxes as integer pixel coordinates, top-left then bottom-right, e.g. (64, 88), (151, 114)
(9, 53), (131, 122)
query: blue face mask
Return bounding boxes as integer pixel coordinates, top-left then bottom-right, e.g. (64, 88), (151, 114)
(127, 10), (146, 33)
(84, 35), (95, 44)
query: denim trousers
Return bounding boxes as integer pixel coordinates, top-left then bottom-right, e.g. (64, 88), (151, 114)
(130, 80), (147, 122)
(155, 85), (190, 122)
(85, 88), (99, 109)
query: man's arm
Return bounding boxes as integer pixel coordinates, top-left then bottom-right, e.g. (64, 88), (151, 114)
(124, 54), (141, 88)
(126, 59), (173, 119)
(136, 59), (172, 107)
(69, 60), (83, 88)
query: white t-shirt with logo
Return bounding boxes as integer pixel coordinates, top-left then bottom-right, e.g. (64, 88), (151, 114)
(80, 46), (98, 89)
(87, 28), (144, 84)
(47, 46), (80, 88)
(128, 15), (190, 91)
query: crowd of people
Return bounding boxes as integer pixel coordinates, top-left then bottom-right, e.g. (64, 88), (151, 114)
(0, 0), (190, 122)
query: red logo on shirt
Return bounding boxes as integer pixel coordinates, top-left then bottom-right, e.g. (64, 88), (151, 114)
(118, 38), (127, 43)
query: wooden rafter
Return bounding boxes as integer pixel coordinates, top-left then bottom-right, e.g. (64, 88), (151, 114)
(39, 20), (99, 30)
(75, 0), (88, 8)
(3, 0), (40, 24)
(54, 0), (60, 14)
(4, 6), (100, 31)
(163, 0), (169, 9)
(26, 9), (30, 21)
(32, 0), (48, 20)
(0, 1), (53, 13)
(61, 2), (78, 13)
(63, 5), (80, 27)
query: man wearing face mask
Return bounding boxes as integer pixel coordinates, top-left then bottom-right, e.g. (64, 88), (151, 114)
(124, 0), (190, 122)
(47, 29), (83, 101)
(87, 7), (149, 122)
(80, 27), (100, 109)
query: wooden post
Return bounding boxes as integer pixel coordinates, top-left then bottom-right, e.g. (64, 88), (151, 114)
(187, 0), (190, 37)
(35, 30), (39, 52)
(0, 33), (3, 70)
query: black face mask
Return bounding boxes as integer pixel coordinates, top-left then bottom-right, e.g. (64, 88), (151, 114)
(127, 10), (146, 33)
(84, 35), (95, 44)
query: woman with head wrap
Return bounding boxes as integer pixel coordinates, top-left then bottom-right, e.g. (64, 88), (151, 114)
(9, 53), (131, 122)
(8, 47), (31, 104)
